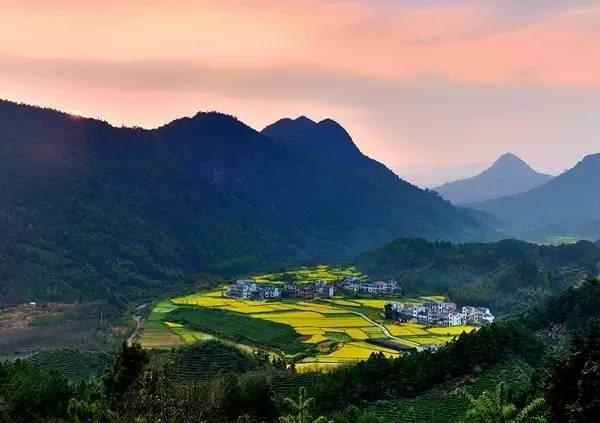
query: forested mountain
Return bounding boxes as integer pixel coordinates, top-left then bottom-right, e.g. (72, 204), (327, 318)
(434, 153), (553, 204)
(355, 237), (600, 314)
(0, 101), (487, 303)
(470, 153), (600, 238)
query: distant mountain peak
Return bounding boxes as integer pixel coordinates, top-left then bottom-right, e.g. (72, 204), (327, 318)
(261, 115), (360, 156)
(490, 153), (532, 170)
(434, 153), (553, 205)
(495, 152), (524, 164)
(470, 151), (600, 235)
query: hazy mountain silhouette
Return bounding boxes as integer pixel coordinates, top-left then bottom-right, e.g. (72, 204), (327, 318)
(471, 153), (600, 236)
(434, 153), (553, 204)
(0, 102), (488, 302)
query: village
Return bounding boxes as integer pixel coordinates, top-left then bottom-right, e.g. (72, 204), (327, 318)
(385, 300), (495, 326)
(225, 276), (399, 301)
(224, 276), (494, 327)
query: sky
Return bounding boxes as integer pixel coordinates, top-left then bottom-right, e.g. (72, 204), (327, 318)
(2, 0), (600, 187)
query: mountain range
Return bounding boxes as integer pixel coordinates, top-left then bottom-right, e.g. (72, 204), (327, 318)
(0, 100), (487, 303)
(434, 153), (553, 204)
(470, 153), (600, 239)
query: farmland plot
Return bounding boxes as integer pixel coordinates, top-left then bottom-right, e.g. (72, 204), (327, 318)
(139, 284), (476, 371)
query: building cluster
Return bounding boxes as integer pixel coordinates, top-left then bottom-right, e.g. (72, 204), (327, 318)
(388, 300), (494, 326)
(225, 279), (281, 300)
(225, 279), (335, 300)
(226, 276), (402, 301)
(283, 281), (334, 299)
(337, 277), (400, 296)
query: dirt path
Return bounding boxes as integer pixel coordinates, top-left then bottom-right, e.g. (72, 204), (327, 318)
(346, 310), (401, 340)
(127, 315), (142, 347)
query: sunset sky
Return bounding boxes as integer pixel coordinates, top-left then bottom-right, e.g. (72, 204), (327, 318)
(2, 0), (600, 186)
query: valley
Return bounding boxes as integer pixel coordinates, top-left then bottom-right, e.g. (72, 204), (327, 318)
(3, 4), (600, 421)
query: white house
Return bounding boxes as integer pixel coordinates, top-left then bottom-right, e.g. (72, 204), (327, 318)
(448, 312), (463, 326)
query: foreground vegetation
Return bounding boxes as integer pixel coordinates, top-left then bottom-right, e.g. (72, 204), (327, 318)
(366, 358), (534, 422)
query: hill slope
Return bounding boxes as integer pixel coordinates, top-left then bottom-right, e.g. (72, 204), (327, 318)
(355, 237), (600, 314)
(434, 153), (553, 204)
(0, 102), (487, 303)
(470, 153), (600, 235)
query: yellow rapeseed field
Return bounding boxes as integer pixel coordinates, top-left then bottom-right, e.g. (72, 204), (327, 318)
(303, 334), (329, 344)
(344, 328), (370, 340)
(426, 325), (475, 335)
(141, 286), (474, 367)
(385, 323), (428, 336)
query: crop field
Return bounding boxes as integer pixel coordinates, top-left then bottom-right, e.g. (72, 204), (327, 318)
(296, 341), (400, 372)
(251, 264), (368, 284)
(427, 326), (476, 336)
(139, 285), (475, 371)
(138, 300), (187, 349)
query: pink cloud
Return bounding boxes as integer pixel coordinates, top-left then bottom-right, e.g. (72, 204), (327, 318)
(2, 1), (600, 85)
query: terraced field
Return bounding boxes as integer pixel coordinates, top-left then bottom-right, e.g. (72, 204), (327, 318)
(140, 284), (475, 371)
(168, 342), (257, 383)
(27, 348), (111, 381)
(366, 359), (534, 423)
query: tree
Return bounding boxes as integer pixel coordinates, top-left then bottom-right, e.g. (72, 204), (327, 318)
(464, 382), (547, 423)
(280, 387), (332, 423)
(547, 319), (600, 422)
(103, 342), (148, 404)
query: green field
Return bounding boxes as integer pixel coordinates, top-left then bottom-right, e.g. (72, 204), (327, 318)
(140, 272), (475, 370)
(168, 307), (308, 354)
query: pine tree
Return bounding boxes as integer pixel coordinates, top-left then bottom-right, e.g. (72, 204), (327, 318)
(279, 387), (332, 423)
